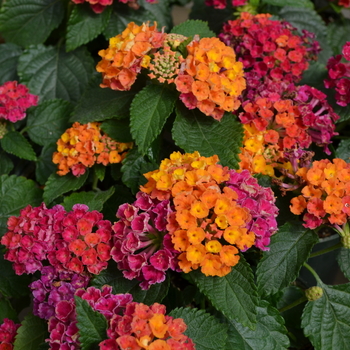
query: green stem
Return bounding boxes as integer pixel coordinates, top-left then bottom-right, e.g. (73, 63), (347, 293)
(92, 171), (99, 191)
(278, 295), (307, 313)
(303, 262), (322, 284)
(20, 126), (29, 135)
(309, 242), (342, 259)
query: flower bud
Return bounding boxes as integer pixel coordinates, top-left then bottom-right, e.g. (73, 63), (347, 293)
(305, 286), (323, 301)
(342, 235), (350, 249)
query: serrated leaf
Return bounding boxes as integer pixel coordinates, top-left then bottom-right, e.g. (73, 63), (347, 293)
(92, 265), (170, 304)
(13, 314), (48, 350)
(0, 152), (14, 175)
(334, 103), (350, 123)
(335, 139), (350, 161)
(225, 300), (289, 350)
(301, 283), (350, 350)
(0, 43), (22, 84)
(262, 0), (313, 8)
(43, 171), (89, 205)
(0, 0), (64, 47)
(300, 61), (328, 92)
(337, 247), (350, 280)
(62, 187), (115, 212)
(1, 131), (37, 161)
(18, 44), (94, 103)
(256, 221), (318, 296)
(71, 75), (135, 123)
(100, 119), (133, 143)
(169, 308), (228, 350)
(130, 84), (177, 154)
(0, 174), (42, 235)
(0, 298), (18, 323)
(27, 99), (73, 146)
(75, 296), (107, 350)
(191, 256), (258, 329)
(66, 4), (111, 52)
(171, 19), (216, 38)
(327, 20), (350, 55)
(173, 103), (243, 169)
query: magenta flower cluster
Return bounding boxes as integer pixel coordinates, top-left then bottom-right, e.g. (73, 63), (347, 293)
(0, 318), (20, 350)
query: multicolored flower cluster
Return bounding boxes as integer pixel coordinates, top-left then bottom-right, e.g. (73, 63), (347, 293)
(324, 41), (350, 107)
(290, 158), (350, 229)
(0, 81), (38, 123)
(52, 122), (133, 176)
(219, 13), (320, 100)
(111, 192), (180, 289)
(0, 319), (20, 350)
(175, 36), (246, 120)
(71, 0), (113, 13)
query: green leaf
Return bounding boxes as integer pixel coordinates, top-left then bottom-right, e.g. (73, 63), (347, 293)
(225, 300), (289, 350)
(327, 19), (350, 55)
(256, 221), (318, 296)
(27, 99), (73, 146)
(335, 139), (350, 161)
(18, 44), (94, 103)
(35, 144), (57, 185)
(66, 4), (111, 52)
(71, 75), (135, 123)
(94, 164), (106, 182)
(169, 308), (228, 350)
(0, 0), (64, 47)
(279, 6), (332, 65)
(0, 298), (17, 323)
(334, 103), (350, 123)
(1, 131), (36, 161)
(92, 265), (170, 304)
(13, 314), (49, 350)
(138, 0), (172, 30)
(0, 175), (42, 235)
(100, 118), (133, 143)
(262, 0), (313, 8)
(171, 19), (216, 38)
(43, 171), (89, 205)
(75, 296), (107, 350)
(130, 84), (177, 155)
(0, 43), (22, 84)
(173, 103), (243, 169)
(191, 256), (258, 329)
(301, 283), (350, 350)
(62, 187), (115, 212)
(337, 248), (350, 280)
(300, 61), (328, 92)
(0, 152), (14, 175)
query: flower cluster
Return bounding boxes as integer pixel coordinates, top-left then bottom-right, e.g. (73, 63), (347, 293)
(290, 158), (350, 229)
(0, 81), (38, 123)
(96, 22), (166, 91)
(175, 36), (246, 120)
(0, 319), (20, 350)
(111, 192), (180, 289)
(52, 122), (133, 176)
(219, 13), (320, 100)
(324, 41), (350, 107)
(329, 0), (350, 8)
(71, 0), (113, 13)
(205, 0), (248, 9)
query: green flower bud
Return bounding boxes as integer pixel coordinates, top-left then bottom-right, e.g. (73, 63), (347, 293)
(305, 286), (323, 301)
(342, 235), (350, 249)
(0, 121), (8, 139)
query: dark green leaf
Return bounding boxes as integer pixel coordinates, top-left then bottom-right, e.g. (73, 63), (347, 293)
(301, 283), (350, 350)
(169, 308), (228, 350)
(18, 44), (94, 103)
(75, 296), (107, 350)
(0, 152), (14, 175)
(0, 175), (42, 235)
(100, 118), (133, 143)
(327, 20), (350, 55)
(262, 0), (313, 8)
(337, 247), (350, 281)
(191, 256), (258, 329)
(62, 187), (115, 212)
(0, 298), (18, 323)
(256, 221), (318, 296)
(334, 103), (350, 123)
(226, 300), (289, 350)
(138, 0), (172, 30)
(66, 4), (111, 52)
(300, 61), (328, 92)
(1, 131), (36, 161)
(92, 266), (170, 304)
(0, 0), (64, 47)
(0, 43), (22, 84)
(335, 139), (350, 162)
(71, 75), (135, 123)
(171, 19), (216, 38)
(130, 84), (177, 154)
(94, 164), (106, 182)
(43, 171), (89, 205)
(173, 103), (243, 169)
(27, 99), (73, 146)
(35, 144), (57, 185)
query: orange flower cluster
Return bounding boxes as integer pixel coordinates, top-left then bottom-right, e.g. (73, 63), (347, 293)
(96, 22), (166, 91)
(141, 151), (255, 277)
(175, 36), (246, 121)
(52, 122), (133, 177)
(290, 158), (350, 229)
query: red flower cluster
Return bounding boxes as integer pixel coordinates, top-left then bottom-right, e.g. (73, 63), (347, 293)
(205, 0), (247, 9)
(0, 319), (20, 350)
(0, 81), (38, 123)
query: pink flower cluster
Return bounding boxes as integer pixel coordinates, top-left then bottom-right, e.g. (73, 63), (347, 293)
(0, 81), (38, 123)
(111, 192), (180, 290)
(324, 42), (350, 107)
(0, 319), (20, 350)
(226, 170), (278, 250)
(1, 203), (113, 276)
(71, 0), (154, 13)
(205, 0), (247, 9)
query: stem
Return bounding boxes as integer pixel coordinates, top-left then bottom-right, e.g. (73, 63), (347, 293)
(303, 262), (323, 284)
(92, 172), (99, 191)
(309, 242), (342, 259)
(278, 295), (307, 313)
(20, 126), (29, 135)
